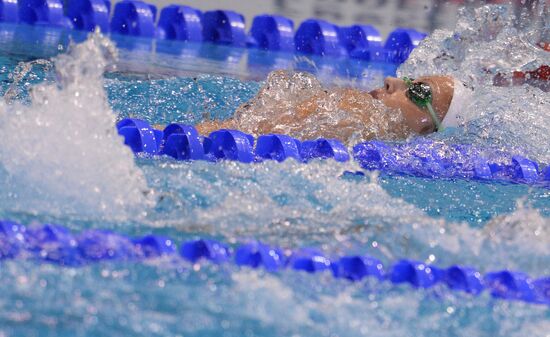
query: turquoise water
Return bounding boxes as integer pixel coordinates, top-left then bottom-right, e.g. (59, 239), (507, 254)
(0, 10), (549, 337)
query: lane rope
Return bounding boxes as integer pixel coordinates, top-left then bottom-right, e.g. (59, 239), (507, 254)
(0, 220), (548, 306)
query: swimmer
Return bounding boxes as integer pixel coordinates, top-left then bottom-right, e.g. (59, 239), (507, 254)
(194, 70), (472, 143)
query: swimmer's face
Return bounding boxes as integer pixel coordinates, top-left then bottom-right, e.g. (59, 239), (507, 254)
(369, 76), (454, 134)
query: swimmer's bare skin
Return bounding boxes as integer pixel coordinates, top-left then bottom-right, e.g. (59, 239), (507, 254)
(194, 88), (376, 136)
(195, 119), (235, 135)
(369, 75), (454, 134)
(194, 71), (455, 142)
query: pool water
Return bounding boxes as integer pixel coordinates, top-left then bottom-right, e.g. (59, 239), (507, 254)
(0, 5), (549, 337)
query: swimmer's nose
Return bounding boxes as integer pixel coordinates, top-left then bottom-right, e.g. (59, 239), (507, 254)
(383, 77), (408, 94)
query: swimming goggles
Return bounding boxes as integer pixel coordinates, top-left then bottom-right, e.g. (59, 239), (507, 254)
(403, 77), (443, 131)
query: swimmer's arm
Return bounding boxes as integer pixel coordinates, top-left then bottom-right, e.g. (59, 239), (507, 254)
(152, 87), (380, 139)
(194, 119), (236, 135)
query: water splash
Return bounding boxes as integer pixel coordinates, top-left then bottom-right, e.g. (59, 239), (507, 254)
(106, 74), (261, 125)
(0, 14), (546, 335)
(483, 201), (549, 259)
(399, 4), (550, 162)
(230, 70), (410, 144)
(3, 59), (53, 103)
(0, 32), (153, 220)
(0, 261), (547, 337)
(142, 158), (549, 275)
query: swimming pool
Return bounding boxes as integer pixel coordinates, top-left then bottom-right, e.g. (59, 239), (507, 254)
(0, 4), (549, 337)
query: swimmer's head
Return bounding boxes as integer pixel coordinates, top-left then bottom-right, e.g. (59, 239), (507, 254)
(369, 76), (454, 134)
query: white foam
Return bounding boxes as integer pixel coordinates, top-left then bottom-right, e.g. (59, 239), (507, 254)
(398, 4), (550, 162)
(0, 32), (153, 220)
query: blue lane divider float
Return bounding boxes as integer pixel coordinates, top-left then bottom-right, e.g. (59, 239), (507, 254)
(248, 14), (294, 52)
(332, 255), (385, 281)
(288, 248), (333, 273)
(338, 24), (382, 55)
(0, 0), (426, 64)
(294, 19), (343, 57)
(484, 270), (540, 302)
(116, 118), (349, 164)
(67, 0), (111, 32)
(116, 118), (549, 185)
(445, 265), (485, 294)
(300, 138), (350, 162)
(255, 134), (302, 162)
(0, 220), (548, 306)
(181, 239), (230, 263)
(0, 0), (19, 23)
(19, 0), (73, 28)
(235, 241), (286, 272)
(110, 0), (156, 38)
(352, 140), (549, 185)
(207, 129), (256, 163)
(156, 4), (202, 42)
(383, 28), (427, 63)
(116, 118), (163, 155)
(161, 123), (204, 160)
(202, 10), (246, 47)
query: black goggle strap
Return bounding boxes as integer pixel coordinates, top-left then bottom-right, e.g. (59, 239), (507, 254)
(403, 77), (443, 132)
